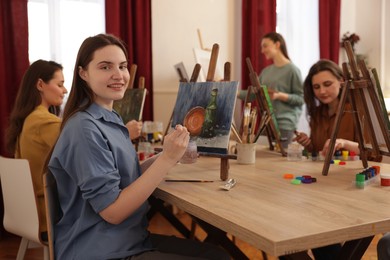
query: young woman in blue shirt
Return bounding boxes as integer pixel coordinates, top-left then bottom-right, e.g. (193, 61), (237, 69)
(48, 34), (229, 260)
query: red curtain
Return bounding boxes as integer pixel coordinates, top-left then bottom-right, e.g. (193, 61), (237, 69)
(319, 0), (341, 63)
(241, 0), (276, 90)
(105, 0), (153, 121)
(0, 0), (29, 238)
(0, 0), (29, 157)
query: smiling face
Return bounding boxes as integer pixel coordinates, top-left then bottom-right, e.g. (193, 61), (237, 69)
(311, 70), (341, 106)
(261, 38), (279, 60)
(79, 45), (130, 110)
(38, 69), (67, 108)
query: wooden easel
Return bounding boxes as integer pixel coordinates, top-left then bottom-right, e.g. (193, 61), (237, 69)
(322, 41), (390, 176)
(197, 29), (211, 51)
(159, 43), (267, 260)
(199, 43), (237, 181)
(245, 57), (287, 156)
(163, 43), (237, 181)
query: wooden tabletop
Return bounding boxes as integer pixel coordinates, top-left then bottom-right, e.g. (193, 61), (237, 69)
(153, 147), (390, 256)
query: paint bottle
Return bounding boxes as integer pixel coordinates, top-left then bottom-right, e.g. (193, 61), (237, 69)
(342, 150), (349, 161)
(381, 173), (390, 186)
(349, 151), (359, 161)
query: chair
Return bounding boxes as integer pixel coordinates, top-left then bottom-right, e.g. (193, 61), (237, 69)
(0, 156), (49, 260)
(43, 170), (61, 260)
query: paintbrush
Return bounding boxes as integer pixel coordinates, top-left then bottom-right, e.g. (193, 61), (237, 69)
(241, 103), (251, 143)
(230, 123), (243, 143)
(249, 107), (257, 143)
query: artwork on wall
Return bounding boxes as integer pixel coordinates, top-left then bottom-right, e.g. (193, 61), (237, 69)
(171, 81), (239, 154)
(113, 88), (147, 123)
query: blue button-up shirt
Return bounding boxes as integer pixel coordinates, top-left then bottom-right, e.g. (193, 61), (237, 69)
(49, 103), (152, 260)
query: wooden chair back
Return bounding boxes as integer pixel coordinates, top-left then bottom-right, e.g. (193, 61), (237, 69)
(43, 170), (62, 260)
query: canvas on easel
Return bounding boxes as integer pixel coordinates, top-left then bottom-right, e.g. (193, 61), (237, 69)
(169, 44), (238, 154)
(245, 57), (286, 156)
(171, 81), (238, 154)
(114, 88), (147, 122)
(322, 41), (390, 176)
(371, 68), (390, 131)
(113, 64), (147, 123)
(163, 43), (238, 181)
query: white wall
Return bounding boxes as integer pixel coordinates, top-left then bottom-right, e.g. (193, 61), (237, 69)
(340, 0), (381, 70)
(382, 0), (390, 96)
(340, 0), (390, 94)
(339, 0), (357, 65)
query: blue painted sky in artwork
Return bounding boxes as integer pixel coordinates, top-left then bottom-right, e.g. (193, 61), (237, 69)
(172, 81), (238, 129)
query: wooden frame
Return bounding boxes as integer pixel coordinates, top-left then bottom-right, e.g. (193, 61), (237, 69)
(245, 57), (287, 156)
(322, 41), (390, 175)
(174, 62), (189, 82)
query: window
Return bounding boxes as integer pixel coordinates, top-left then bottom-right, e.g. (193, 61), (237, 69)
(277, 0), (319, 78)
(28, 0), (105, 97)
(277, 0), (319, 133)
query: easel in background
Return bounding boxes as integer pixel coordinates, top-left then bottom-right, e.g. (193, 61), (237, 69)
(197, 29), (211, 51)
(128, 64), (146, 91)
(113, 64), (147, 150)
(174, 62), (190, 82)
(322, 41), (390, 176)
(113, 64), (146, 120)
(245, 57), (287, 156)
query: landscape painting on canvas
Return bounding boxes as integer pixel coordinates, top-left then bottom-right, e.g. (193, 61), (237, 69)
(113, 88), (147, 123)
(171, 81), (238, 154)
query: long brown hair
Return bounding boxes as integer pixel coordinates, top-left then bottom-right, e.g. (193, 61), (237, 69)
(61, 33), (129, 129)
(263, 32), (290, 61)
(303, 59), (344, 118)
(5, 60), (63, 154)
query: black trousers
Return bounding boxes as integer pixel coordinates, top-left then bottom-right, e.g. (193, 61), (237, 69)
(123, 234), (230, 260)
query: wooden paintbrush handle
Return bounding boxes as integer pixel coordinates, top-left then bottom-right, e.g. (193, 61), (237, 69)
(206, 43), (219, 81)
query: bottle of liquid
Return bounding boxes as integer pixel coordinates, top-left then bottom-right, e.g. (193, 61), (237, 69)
(287, 142), (303, 161)
(200, 87), (218, 138)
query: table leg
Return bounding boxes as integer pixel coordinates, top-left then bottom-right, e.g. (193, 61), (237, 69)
(337, 236), (374, 260)
(220, 158), (229, 181)
(279, 251), (312, 260)
(192, 216), (249, 260)
(147, 196), (192, 239)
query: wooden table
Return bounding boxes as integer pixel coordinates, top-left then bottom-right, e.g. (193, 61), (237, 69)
(153, 147), (390, 258)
